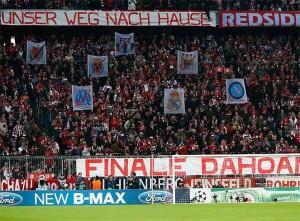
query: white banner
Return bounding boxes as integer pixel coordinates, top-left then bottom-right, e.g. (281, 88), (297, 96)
(190, 188), (212, 203)
(266, 177), (300, 187)
(76, 154), (300, 177)
(26, 41), (46, 65)
(164, 88), (185, 114)
(177, 50), (198, 75)
(0, 10), (217, 27)
(115, 32), (135, 56)
(226, 79), (248, 104)
(72, 85), (93, 111)
(87, 55), (108, 78)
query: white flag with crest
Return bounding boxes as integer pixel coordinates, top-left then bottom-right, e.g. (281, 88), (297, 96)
(177, 50), (198, 75)
(72, 85), (93, 111)
(26, 41), (46, 65)
(87, 55), (108, 78)
(226, 79), (248, 104)
(115, 32), (135, 56)
(164, 88), (185, 114)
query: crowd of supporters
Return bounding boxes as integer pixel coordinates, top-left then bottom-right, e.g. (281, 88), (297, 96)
(0, 0), (300, 10)
(0, 28), (300, 157)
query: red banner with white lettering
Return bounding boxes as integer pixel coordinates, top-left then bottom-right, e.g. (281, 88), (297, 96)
(266, 177), (300, 187)
(0, 10), (216, 27)
(76, 155), (300, 177)
(219, 11), (300, 28)
(185, 177), (256, 188)
(0, 178), (78, 191)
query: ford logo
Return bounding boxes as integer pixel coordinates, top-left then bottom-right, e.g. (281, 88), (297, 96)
(0, 192), (23, 206)
(138, 191), (173, 204)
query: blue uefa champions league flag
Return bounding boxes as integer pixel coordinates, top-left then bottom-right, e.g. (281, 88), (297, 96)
(164, 88), (185, 114)
(26, 41), (46, 65)
(72, 85), (93, 111)
(87, 55), (108, 78)
(115, 32), (135, 56)
(226, 79), (248, 104)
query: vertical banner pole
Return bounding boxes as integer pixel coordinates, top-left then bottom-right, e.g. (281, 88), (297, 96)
(151, 154), (154, 205)
(172, 155), (175, 204)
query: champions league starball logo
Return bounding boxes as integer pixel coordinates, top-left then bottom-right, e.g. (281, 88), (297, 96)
(231, 191), (256, 203)
(191, 190), (207, 203)
(167, 90), (182, 111)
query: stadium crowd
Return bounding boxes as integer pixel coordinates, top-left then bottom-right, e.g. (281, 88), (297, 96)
(0, 29), (299, 158)
(0, 0), (299, 10)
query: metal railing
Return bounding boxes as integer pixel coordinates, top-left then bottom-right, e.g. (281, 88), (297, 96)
(0, 155), (169, 179)
(0, 156), (107, 179)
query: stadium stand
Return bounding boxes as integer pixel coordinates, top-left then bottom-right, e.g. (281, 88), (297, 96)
(0, 1), (300, 189)
(0, 29), (300, 158)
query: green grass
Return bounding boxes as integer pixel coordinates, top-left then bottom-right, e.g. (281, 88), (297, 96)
(0, 203), (299, 221)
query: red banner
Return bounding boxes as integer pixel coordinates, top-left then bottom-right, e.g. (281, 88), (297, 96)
(0, 179), (36, 191)
(186, 177), (256, 188)
(219, 11), (300, 28)
(0, 178), (77, 191)
(266, 177), (300, 187)
(77, 155), (300, 177)
(0, 10), (216, 27)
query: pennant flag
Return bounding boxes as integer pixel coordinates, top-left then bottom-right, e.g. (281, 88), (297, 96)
(26, 41), (46, 65)
(87, 55), (108, 78)
(177, 50), (198, 75)
(164, 88), (185, 114)
(72, 85), (93, 111)
(115, 32), (135, 56)
(226, 79), (248, 104)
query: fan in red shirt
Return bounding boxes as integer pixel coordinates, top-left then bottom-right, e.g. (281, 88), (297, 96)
(281, 116), (289, 128)
(106, 0), (115, 9)
(177, 143), (189, 155)
(166, 137), (176, 154)
(135, 132), (146, 154)
(294, 130), (300, 145)
(208, 141), (217, 154)
(111, 115), (121, 129)
(39, 133), (49, 146)
(60, 129), (70, 146)
(66, 137), (77, 154)
(45, 147), (55, 167)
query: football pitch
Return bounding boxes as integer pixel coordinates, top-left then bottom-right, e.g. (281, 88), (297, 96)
(0, 203), (299, 221)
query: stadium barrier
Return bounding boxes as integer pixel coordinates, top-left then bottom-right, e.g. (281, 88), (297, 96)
(0, 189), (175, 206)
(209, 187), (300, 203)
(1, 188), (300, 206)
(75, 154), (300, 203)
(1, 154), (300, 191)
